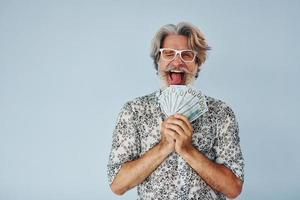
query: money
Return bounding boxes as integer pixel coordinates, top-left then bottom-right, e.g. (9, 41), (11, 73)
(158, 85), (208, 122)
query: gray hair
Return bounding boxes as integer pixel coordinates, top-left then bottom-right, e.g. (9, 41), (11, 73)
(150, 22), (211, 78)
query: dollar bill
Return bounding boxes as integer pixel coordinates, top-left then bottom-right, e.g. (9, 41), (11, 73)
(158, 85), (208, 122)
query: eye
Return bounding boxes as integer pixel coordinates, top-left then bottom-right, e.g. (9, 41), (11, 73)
(163, 49), (175, 57)
(181, 50), (195, 61)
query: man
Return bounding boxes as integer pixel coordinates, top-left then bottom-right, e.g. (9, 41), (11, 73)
(107, 22), (244, 200)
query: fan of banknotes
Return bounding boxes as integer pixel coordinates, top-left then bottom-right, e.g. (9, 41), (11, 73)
(158, 85), (208, 122)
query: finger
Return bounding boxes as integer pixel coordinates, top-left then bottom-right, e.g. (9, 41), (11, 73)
(164, 115), (177, 123)
(167, 118), (190, 135)
(162, 117), (175, 128)
(165, 128), (180, 141)
(165, 123), (185, 136)
(174, 114), (193, 132)
(174, 114), (193, 131)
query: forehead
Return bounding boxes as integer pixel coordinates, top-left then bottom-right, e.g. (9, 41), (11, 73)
(162, 34), (189, 50)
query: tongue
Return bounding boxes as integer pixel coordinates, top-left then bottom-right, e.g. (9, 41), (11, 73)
(170, 72), (183, 85)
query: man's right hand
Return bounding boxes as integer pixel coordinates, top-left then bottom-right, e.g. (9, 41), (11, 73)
(159, 116), (176, 154)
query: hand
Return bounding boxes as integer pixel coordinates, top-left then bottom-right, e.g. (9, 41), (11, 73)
(163, 114), (194, 155)
(159, 117), (176, 154)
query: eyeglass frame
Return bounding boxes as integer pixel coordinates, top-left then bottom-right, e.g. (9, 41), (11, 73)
(159, 48), (198, 63)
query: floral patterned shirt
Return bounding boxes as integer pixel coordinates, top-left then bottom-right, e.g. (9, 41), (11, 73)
(107, 90), (244, 200)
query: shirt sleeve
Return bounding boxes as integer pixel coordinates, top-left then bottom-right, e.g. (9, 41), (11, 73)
(107, 101), (141, 185)
(213, 105), (245, 182)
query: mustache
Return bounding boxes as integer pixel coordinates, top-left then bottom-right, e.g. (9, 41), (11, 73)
(158, 65), (193, 75)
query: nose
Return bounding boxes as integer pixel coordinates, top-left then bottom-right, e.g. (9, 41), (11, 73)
(172, 53), (184, 66)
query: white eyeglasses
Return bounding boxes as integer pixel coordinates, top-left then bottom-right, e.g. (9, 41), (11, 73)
(159, 48), (197, 63)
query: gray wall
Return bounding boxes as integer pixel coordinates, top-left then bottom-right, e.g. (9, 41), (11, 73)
(1, 0), (299, 199)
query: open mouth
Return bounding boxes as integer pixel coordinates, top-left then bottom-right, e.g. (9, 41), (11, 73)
(168, 70), (185, 85)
